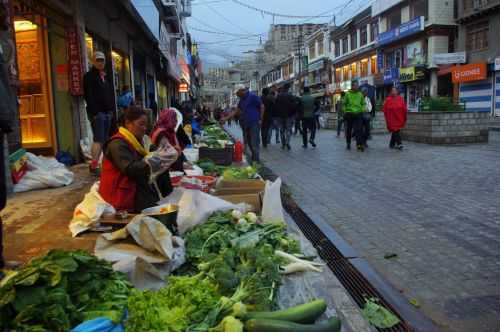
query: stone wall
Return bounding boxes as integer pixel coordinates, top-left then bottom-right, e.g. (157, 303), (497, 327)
(402, 112), (490, 144)
(321, 112), (387, 133)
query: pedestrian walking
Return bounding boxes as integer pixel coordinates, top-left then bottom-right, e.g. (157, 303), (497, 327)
(261, 88), (275, 148)
(221, 84), (263, 162)
(361, 88), (373, 148)
(342, 80), (365, 151)
(274, 83), (298, 150)
(382, 86), (407, 150)
(336, 92), (345, 137)
(84, 51), (116, 174)
(299, 87), (319, 148)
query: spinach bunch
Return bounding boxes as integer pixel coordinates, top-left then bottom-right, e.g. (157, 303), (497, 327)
(0, 250), (131, 332)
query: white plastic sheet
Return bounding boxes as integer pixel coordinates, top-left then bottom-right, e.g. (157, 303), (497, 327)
(69, 182), (115, 237)
(95, 215), (186, 290)
(13, 152), (74, 193)
(261, 178), (285, 223)
(158, 188), (247, 235)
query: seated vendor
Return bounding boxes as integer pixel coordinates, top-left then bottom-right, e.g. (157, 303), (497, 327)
(99, 106), (177, 213)
(151, 108), (191, 172)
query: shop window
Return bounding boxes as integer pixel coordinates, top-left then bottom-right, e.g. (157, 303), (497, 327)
(395, 49), (403, 68)
(351, 62), (358, 78)
(335, 68), (342, 83)
(466, 20), (489, 51)
(343, 65), (349, 81)
(385, 51), (394, 68)
(411, 0), (428, 20)
(350, 31), (357, 50)
(360, 26), (368, 46)
(370, 22), (379, 42)
(335, 40), (341, 57)
(387, 10), (401, 29)
(371, 55), (377, 74)
(360, 59), (369, 77)
(342, 37), (348, 54)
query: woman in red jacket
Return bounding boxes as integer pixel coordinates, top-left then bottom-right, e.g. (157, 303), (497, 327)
(382, 86), (408, 150)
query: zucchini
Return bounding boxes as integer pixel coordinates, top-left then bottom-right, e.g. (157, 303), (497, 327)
(243, 299), (327, 324)
(244, 316), (341, 332)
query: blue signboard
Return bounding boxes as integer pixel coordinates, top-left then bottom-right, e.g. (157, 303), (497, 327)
(377, 49), (384, 71)
(383, 67), (399, 85)
(377, 16), (424, 46)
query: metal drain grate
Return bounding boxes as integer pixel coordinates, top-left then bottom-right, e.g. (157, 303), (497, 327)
(259, 167), (415, 332)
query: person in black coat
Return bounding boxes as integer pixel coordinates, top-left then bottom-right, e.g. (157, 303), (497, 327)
(83, 51), (116, 173)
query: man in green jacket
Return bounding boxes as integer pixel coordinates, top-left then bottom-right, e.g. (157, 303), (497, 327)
(299, 87), (320, 148)
(342, 80), (366, 151)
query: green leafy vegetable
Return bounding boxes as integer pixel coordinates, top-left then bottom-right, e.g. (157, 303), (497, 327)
(0, 250), (131, 332)
(222, 165), (260, 180)
(362, 297), (400, 328)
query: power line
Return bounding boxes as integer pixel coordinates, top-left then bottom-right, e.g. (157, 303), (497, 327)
(190, 26), (264, 37)
(192, 0), (230, 5)
(230, 0), (335, 19)
(205, 3), (254, 35)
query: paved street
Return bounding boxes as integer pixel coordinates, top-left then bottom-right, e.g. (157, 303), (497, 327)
(228, 125), (500, 332)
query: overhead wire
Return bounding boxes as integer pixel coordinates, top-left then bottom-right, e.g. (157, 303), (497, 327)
(229, 0), (335, 19)
(204, 3), (254, 35)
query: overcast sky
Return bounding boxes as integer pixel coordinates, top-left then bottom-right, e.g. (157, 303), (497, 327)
(189, 0), (373, 68)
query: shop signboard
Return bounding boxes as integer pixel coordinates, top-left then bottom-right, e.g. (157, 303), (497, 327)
(495, 57), (500, 71)
(405, 41), (425, 66)
(452, 63), (487, 83)
(433, 52), (466, 65)
(377, 49), (384, 71)
(377, 16), (424, 46)
(383, 67), (399, 84)
(66, 26), (84, 96)
(399, 66), (426, 82)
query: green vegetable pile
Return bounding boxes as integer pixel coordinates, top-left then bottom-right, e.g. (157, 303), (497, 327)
(125, 211), (301, 331)
(201, 125), (231, 148)
(222, 165), (260, 180)
(196, 159), (227, 175)
(0, 249), (131, 332)
(362, 297), (400, 328)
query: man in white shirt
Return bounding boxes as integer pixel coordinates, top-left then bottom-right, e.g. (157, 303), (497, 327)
(362, 88), (373, 148)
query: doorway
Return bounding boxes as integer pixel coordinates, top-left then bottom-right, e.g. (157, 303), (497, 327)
(14, 17), (55, 151)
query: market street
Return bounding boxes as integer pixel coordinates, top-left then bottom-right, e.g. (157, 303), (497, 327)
(227, 125), (500, 332)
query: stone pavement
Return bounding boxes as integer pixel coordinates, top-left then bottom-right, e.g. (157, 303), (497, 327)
(227, 125), (500, 332)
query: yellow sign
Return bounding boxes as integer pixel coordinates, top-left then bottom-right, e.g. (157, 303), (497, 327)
(399, 67), (415, 82)
(179, 83), (189, 93)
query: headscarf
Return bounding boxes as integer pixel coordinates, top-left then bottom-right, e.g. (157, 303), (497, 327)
(151, 108), (181, 151)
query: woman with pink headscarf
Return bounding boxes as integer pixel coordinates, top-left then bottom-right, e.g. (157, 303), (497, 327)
(151, 108), (190, 172)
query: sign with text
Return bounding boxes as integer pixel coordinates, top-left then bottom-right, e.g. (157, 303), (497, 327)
(452, 63), (487, 83)
(433, 52), (466, 65)
(377, 16), (424, 46)
(66, 26), (84, 96)
(399, 66), (426, 82)
(405, 41), (425, 66)
(383, 67), (399, 84)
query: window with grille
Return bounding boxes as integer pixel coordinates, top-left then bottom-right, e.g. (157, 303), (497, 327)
(388, 10), (401, 29)
(318, 38), (324, 55)
(360, 26), (368, 46)
(342, 37), (348, 54)
(343, 65), (349, 81)
(370, 22), (378, 42)
(371, 55), (377, 74)
(350, 31), (357, 50)
(360, 59), (369, 77)
(335, 40), (340, 57)
(466, 20), (489, 51)
(412, 0), (428, 20)
(335, 68), (342, 82)
(351, 62), (358, 78)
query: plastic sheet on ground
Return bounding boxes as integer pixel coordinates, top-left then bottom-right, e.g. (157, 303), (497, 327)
(13, 152), (74, 193)
(94, 215), (185, 290)
(158, 187), (248, 235)
(69, 182), (115, 237)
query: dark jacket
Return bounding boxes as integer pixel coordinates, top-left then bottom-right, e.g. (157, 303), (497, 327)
(274, 91), (298, 119)
(83, 66), (115, 117)
(103, 138), (173, 212)
(299, 93), (319, 119)
(262, 94), (275, 124)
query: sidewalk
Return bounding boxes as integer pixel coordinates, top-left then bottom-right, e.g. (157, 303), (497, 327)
(226, 124), (500, 332)
(2, 164), (96, 263)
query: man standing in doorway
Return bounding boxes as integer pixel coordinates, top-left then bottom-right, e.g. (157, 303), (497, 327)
(222, 84), (263, 162)
(343, 80), (365, 151)
(84, 51), (115, 174)
(299, 87), (319, 148)
(274, 83), (297, 150)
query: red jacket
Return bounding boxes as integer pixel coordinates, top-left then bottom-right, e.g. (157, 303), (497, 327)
(382, 95), (408, 132)
(99, 133), (137, 212)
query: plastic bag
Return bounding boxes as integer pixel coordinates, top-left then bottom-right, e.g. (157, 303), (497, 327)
(318, 116), (325, 129)
(158, 188), (247, 235)
(70, 182), (116, 237)
(13, 152), (74, 193)
(71, 317), (124, 332)
(183, 148), (199, 163)
(261, 178), (285, 223)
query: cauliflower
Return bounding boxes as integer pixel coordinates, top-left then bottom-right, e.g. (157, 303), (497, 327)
(231, 209), (243, 219)
(245, 212), (258, 223)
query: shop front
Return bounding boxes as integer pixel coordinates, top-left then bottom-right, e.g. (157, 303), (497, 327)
(454, 62), (492, 113)
(111, 49), (131, 98)
(399, 66), (428, 112)
(12, 0), (82, 156)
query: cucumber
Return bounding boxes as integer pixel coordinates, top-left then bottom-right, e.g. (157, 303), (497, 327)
(244, 316), (341, 332)
(243, 299), (327, 324)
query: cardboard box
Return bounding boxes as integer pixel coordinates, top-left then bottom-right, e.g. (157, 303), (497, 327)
(216, 193), (262, 213)
(217, 178), (265, 189)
